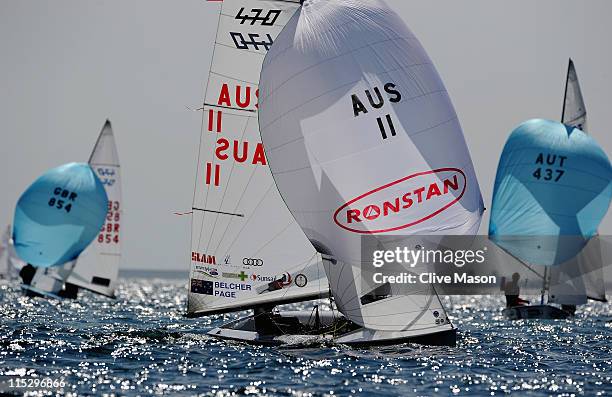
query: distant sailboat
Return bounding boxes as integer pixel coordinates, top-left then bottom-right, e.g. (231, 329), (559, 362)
(490, 61), (611, 320)
(258, 0), (484, 345)
(21, 121), (122, 299)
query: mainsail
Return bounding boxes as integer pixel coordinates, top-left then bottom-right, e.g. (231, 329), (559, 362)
(187, 0), (328, 317)
(259, 0), (484, 342)
(562, 59), (587, 132)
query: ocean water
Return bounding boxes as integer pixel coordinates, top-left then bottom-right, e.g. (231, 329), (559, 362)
(1, 276), (611, 396)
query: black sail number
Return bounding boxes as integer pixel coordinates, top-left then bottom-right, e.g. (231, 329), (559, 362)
(48, 187), (78, 213)
(532, 153), (567, 183)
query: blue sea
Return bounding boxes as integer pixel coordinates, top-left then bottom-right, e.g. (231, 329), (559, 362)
(1, 272), (611, 396)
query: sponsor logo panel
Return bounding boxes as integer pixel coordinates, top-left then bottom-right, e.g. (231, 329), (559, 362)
(334, 168), (467, 234)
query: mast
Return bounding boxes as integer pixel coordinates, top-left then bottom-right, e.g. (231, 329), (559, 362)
(560, 59), (572, 124)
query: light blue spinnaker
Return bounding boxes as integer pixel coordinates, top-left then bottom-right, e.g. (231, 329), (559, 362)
(13, 162), (109, 267)
(489, 119), (612, 266)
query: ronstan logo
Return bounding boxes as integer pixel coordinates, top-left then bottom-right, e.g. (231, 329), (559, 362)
(334, 168), (467, 234)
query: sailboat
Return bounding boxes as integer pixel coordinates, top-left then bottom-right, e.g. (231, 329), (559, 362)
(20, 121), (122, 299)
(490, 62), (612, 320)
(257, 0), (484, 345)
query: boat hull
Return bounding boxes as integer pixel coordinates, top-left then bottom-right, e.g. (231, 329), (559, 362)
(208, 310), (457, 347)
(502, 305), (572, 320)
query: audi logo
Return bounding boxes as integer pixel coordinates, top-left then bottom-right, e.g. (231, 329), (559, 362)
(243, 258), (264, 266)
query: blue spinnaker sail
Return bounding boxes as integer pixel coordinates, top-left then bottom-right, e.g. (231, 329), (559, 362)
(13, 162), (109, 267)
(489, 119), (612, 266)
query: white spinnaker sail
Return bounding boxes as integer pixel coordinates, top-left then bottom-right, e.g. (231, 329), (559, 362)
(188, 0), (328, 316)
(259, 0), (483, 337)
(64, 120), (122, 297)
(550, 59), (607, 304)
(28, 121), (121, 297)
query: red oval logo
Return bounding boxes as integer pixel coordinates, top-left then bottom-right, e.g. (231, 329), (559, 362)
(333, 168), (467, 234)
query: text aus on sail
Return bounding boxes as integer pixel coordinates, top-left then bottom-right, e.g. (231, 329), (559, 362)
(204, 83), (267, 187)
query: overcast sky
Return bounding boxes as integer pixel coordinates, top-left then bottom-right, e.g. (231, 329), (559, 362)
(1, 1), (611, 271)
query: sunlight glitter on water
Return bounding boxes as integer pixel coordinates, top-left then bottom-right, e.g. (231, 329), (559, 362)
(0, 280), (611, 396)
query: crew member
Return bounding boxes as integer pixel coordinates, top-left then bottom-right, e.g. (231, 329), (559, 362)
(504, 272), (529, 307)
(19, 263), (36, 285)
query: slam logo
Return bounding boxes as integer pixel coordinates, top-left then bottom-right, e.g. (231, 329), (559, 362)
(334, 168), (467, 234)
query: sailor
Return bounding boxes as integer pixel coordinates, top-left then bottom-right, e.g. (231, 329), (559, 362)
(504, 272), (529, 307)
(19, 263), (36, 286)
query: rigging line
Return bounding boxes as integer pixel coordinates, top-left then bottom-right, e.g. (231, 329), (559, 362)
(202, 116), (252, 254)
(224, 182), (275, 253)
(193, 1), (224, 255)
(253, 220), (295, 257)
